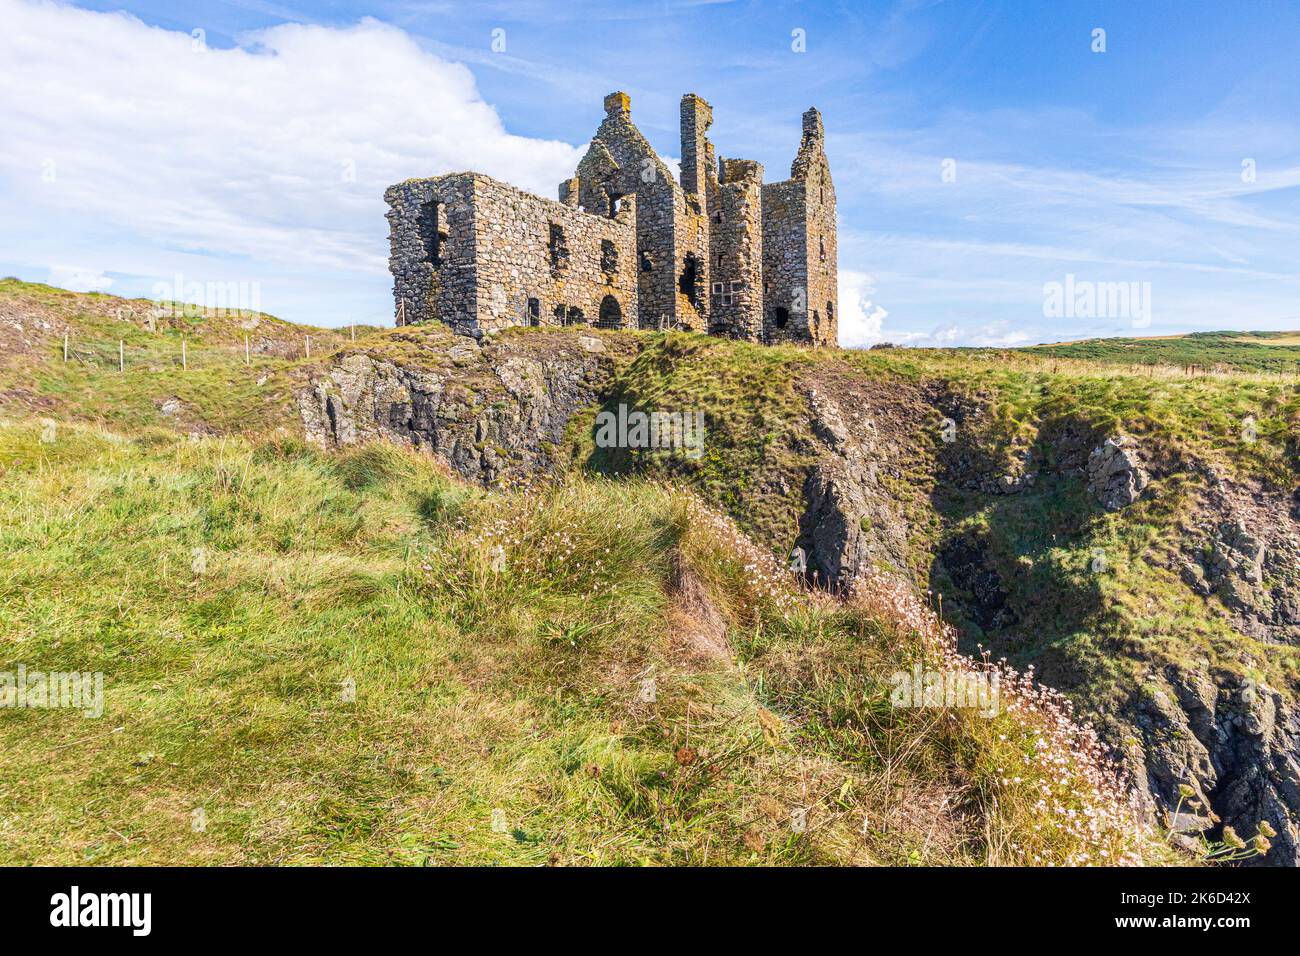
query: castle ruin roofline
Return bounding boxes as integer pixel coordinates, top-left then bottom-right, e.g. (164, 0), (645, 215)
(719, 158), (763, 186)
(386, 169), (636, 225)
(802, 107), (824, 139)
(680, 92), (714, 118)
(385, 90), (837, 348)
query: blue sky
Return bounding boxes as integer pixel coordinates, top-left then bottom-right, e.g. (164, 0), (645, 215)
(2, 0), (1298, 345)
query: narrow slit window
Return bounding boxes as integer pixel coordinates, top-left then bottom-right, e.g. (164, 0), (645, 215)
(678, 253), (700, 307)
(548, 223), (569, 271)
(418, 200), (441, 266)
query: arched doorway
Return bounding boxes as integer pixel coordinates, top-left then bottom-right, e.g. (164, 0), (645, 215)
(598, 294), (623, 329)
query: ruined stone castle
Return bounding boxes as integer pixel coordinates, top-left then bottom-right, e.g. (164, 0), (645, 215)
(385, 92), (837, 347)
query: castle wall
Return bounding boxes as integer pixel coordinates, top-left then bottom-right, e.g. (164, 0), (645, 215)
(469, 175), (638, 332)
(387, 172), (637, 336)
(710, 159), (764, 340)
(672, 95), (717, 333)
(388, 94), (837, 348)
(672, 191), (711, 332)
(796, 110), (839, 348)
(572, 93), (719, 332)
(761, 179), (808, 343)
(761, 109), (837, 347)
(386, 174), (477, 331)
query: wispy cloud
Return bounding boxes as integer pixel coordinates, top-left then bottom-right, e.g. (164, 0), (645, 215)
(2, 0), (1299, 346)
(0, 0), (584, 324)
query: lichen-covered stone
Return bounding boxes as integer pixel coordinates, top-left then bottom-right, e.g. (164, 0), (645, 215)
(1087, 435), (1150, 509)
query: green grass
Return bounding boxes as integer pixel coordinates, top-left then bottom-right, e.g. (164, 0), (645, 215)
(1027, 330), (1300, 374)
(553, 329), (1300, 786)
(0, 277), (379, 437)
(0, 421), (1171, 865)
(839, 348), (1298, 487)
(586, 331), (818, 550)
(6, 278), (1289, 865)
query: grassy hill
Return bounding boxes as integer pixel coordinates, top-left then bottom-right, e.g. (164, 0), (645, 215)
(0, 277), (379, 435)
(6, 278), (1297, 865)
(0, 423), (1167, 865)
(1025, 330), (1300, 375)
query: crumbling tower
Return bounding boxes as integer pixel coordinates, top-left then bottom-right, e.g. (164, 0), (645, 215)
(709, 159), (765, 340)
(761, 107), (837, 346)
(679, 93), (715, 202)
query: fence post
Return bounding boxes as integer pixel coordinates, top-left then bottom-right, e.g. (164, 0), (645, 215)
(351, 324), (355, 342)
(245, 335), (250, 365)
(306, 335), (311, 359)
(63, 333), (68, 362)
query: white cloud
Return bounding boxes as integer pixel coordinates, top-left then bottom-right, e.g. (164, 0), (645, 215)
(0, 0), (584, 322)
(47, 265), (113, 293)
(836, 269), (889, 347)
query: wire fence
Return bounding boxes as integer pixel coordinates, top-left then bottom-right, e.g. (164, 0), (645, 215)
(55, 328), (363, 372)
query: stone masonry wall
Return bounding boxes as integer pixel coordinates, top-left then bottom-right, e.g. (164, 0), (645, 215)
(796, 109), (838, 348)
(761, 179), (808, 344)
(761, 108), (837, 347)
(387, 172), (637, 337)
(470, 175), (638, 333)
(389, 92), (838, 348)
(674, 191), (710, 332)
(386, 175), (477, 332)
(577, 93), (684, 329)
(710, 159), (764, 339)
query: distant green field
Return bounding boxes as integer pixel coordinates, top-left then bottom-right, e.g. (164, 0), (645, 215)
(1025, 331), (1300, 373)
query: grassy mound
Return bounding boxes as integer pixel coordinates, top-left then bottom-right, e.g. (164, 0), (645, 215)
(0, 422), (1170, 865)
(0, 277), (378, 435)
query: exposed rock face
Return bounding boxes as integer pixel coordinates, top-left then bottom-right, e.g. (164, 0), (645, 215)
(1128, 666), (1300, 866)
(301, 335), (1300, 864)
(925, 404), (1300, 864)
(936, 536), (1016, 632)
(795, 383), (931, 587)
(1177, 472), (1300, 644)
(1087, 435), (1150, 510)
(299, 332), (623, 485)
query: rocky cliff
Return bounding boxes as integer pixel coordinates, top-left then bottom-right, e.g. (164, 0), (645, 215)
(300, 326), (1300, 864)
(300, 327), (635, 485)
